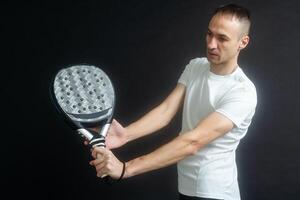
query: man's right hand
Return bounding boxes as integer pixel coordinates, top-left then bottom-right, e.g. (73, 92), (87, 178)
(105, 119), (128, 149)
(84, 119), (128, 149)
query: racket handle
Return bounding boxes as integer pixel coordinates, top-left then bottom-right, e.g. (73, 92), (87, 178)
(78, 129), (114, 184)
(77, 128), (94, 141)
(88, 131), (113, 184)
(99, 123), (111, 137)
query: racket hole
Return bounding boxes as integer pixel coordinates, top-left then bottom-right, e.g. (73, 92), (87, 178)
(101, 94), (104, 97)
(100, 107), (103, 110)
(100, 77), (103, 80)
(83, 107), (86, 111)
(94, 74), (97, 77)
(78, 110), (81, 113)
(68, 73), (72, 76)
(102, 100), (105, 104)
(88, 83), (91, 86)
(77, 70), (80, 74)
(88, 106), (92, 109)
(97, 96), (101, 99)
(103, 83), (106, 87)
(73, 105), (76, 108)
(93, 89), (97, 92)
(59, 76), (62, 80)
(60, 97), (64, 100)
(94, 106), (97, 109)
(61, 89), (64, 92)
(67, 92), (70, 95)
(66, 100), (70, 104)
(80, 98), (84, 101)
(78, 103), (81, 106)
(70, 87), (73, 91)
(83, 69), (86, 73)
(89, 91), (93, 95)
(80, 78), (83, 81)
(65, 84), (69, 88)
(88, 70), (91, 73)
(64, 77), (68, 80)
(77, 94), (80, 97)
(96, 79), (100, 82)
(83, 85), (86, 88)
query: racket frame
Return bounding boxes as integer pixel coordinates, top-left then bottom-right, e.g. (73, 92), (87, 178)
(50, 64), (115, 148)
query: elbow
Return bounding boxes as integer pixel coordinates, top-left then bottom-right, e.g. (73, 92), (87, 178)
(188, 141), (203, 155)
(182, 137), (205, 156)
(183, 132), (207, 156)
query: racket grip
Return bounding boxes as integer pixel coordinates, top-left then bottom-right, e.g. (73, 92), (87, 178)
(83, 130), (115, 184)
(88, 132), (113, 184)
(99, 123), (111, 137)
(77, 128), (94, 141)
(85, 128), (105, 148)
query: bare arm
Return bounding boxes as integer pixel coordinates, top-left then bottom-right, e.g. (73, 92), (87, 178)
(125, 83), (186, 142)
(91, 111), (234, 179)
(90, 83), (185, 149)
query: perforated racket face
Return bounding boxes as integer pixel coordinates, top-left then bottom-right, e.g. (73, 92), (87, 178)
(53, 65), (115, 123)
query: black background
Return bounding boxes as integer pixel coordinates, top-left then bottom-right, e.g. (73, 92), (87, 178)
(2, 0), (300, 199)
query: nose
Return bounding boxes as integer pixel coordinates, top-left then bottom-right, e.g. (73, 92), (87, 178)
(207, 36), (217, 50)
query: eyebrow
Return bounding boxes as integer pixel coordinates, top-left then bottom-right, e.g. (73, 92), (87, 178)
(208, 28), (230, 40)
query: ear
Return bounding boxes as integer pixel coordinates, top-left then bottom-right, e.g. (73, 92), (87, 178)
(239, 35), (250, 50)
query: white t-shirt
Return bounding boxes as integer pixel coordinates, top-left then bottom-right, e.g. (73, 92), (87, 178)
(177, 57), (257, 200)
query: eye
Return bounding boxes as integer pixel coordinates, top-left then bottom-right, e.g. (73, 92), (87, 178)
(207, 31), (212, 36)
(219, 37), (228, 42)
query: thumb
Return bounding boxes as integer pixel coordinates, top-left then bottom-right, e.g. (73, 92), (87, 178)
(92, 147), (106, 158)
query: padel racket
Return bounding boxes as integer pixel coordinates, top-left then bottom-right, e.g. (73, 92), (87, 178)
(50, 64), (115, 179)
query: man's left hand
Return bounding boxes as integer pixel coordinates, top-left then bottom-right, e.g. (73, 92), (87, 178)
(89, 147), (125, 179)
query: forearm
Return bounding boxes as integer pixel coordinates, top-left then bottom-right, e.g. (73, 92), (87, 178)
(92, 112), (234, 179)
(125, 103), (172, 142)
(123, 112), (234, 178)
(125, 84), (186, 143)
(124, 130), (200, 178)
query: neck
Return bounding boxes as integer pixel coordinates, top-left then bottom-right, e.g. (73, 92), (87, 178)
(210, 59), (238, 75)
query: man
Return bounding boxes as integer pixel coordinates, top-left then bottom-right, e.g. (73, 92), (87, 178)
(89, 4), (257, 200)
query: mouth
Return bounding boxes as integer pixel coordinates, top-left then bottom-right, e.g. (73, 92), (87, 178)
(207, 51), (219, 58)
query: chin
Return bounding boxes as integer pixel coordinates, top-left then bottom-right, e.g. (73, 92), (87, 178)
(207, 56), (220, 65)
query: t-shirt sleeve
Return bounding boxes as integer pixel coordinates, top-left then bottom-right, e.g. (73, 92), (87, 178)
(178, 61), (192, 86)
(178, 58), (204, 86)
(216, 85), (257, 128)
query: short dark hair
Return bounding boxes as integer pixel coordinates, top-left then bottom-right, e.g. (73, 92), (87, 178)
(214, 4), (251, 35)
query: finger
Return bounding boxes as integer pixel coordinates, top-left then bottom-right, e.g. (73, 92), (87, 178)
(92, 147), (106, 158)
(95, 159), (107, 171)
(91, 150), (97, 159)
(97, 168), (109, 178)
(92, 151), (101, 159)
(89, 155), (106, 166)
(101, 174), (108, 178)
(96, 163), (109, 178)
(93, 147), (107, 154)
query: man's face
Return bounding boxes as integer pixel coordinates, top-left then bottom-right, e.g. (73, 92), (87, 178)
(206, 14), (246, 66)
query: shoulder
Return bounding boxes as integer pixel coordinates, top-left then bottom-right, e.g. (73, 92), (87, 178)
(229, 68), (257, 103)
(178, 57), (209, 86)
(188, 57), (209, 67)
(186, 57), (210, 73)
(235, 68), (256, 92)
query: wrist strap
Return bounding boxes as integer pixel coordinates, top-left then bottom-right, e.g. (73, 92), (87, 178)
(117, 161), (126, 181)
